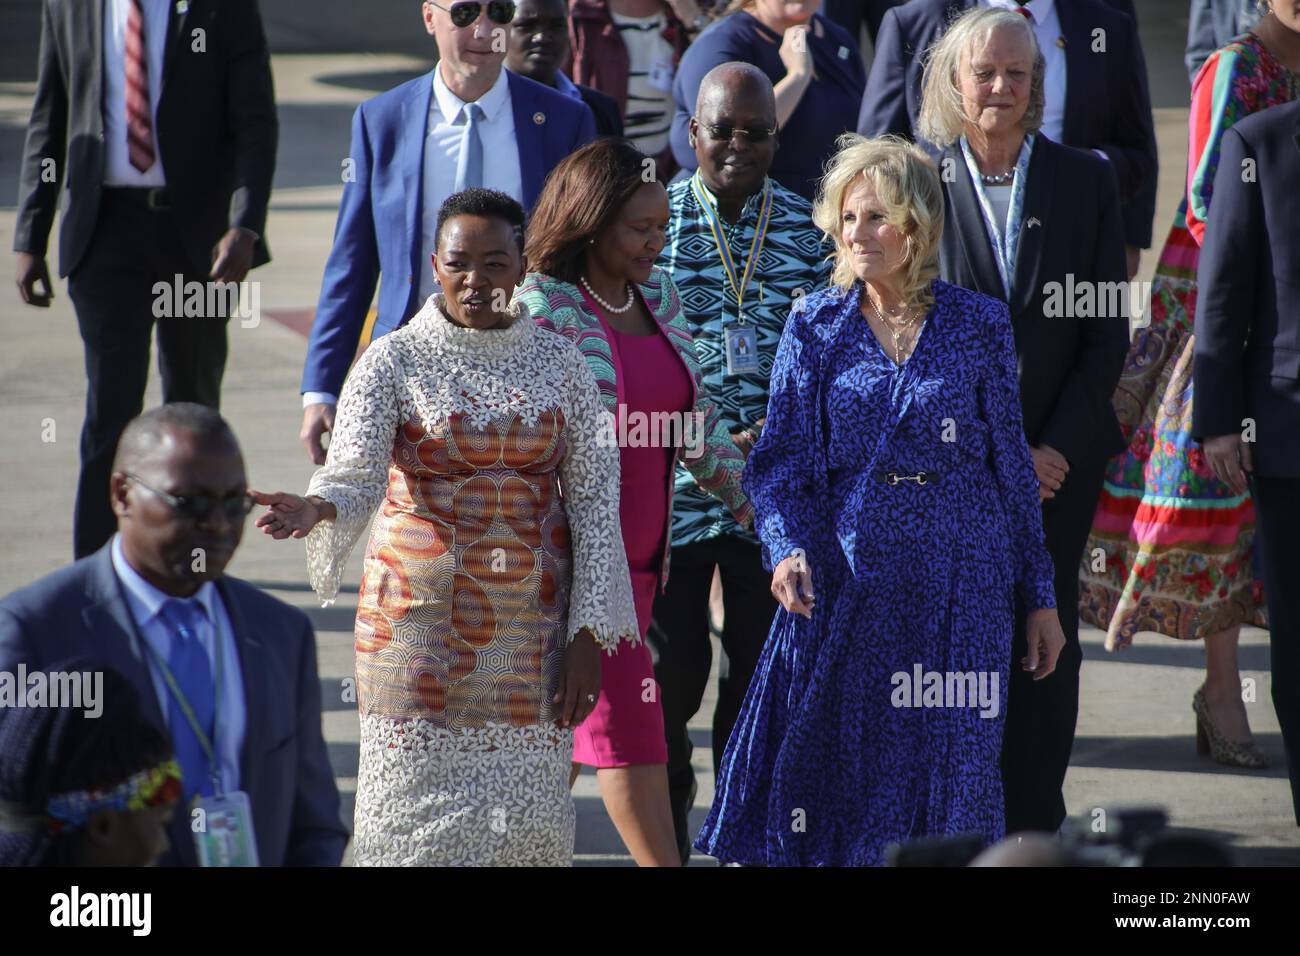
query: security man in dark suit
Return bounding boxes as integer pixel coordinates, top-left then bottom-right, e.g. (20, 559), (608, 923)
(13, 0), (278, 559)
(506, 0), (625, 138)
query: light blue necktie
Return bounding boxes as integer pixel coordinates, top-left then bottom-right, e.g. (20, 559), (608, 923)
(159, 598), (216, 801)
(453, 102), (485, 193)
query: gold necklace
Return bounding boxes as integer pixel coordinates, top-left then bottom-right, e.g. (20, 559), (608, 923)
(867, 293), (924, 364)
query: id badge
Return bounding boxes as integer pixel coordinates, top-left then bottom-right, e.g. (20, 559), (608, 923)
(724, 324), (759, 375)
(193, 790), (260, 867)
(647, 58), (675, 93)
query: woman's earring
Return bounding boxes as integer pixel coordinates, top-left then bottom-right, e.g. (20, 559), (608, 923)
(588, 238), (595, 245)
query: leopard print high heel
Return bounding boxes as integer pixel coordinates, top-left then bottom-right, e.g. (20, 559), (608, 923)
(1193, 685), (1271, 769)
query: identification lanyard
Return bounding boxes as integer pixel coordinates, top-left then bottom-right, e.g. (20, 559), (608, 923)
(141, 610), (224, 798)
(690, 171), (773, 325)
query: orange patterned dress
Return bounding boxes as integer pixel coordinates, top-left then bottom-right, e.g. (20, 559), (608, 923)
(305, 295), (638, 865)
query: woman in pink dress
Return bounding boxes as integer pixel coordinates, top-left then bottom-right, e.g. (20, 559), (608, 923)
(518, 139), (751, 865)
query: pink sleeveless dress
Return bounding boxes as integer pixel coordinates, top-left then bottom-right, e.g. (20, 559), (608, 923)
(573, 321), (692, 766)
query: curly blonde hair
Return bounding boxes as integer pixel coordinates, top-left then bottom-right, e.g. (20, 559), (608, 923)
(811, 134), (944, 310)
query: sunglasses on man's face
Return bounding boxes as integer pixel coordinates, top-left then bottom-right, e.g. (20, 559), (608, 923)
(126, 475), (255, 523)
(429, 0), (517, 28)
(697, 122), (778, 145)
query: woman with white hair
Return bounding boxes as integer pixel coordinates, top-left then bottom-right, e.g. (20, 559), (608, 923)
(919, 5), (1130, 836)
(694, 135), (1065, 866)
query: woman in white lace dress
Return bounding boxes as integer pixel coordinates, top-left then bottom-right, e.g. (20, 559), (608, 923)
(251, 190), (639, 865)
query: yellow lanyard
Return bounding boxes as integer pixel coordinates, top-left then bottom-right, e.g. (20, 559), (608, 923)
(690, 171), (774, 322)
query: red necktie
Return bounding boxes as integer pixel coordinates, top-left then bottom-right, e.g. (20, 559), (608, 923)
(125, 0), (156, 172)
(1014, 3), (1035, 22)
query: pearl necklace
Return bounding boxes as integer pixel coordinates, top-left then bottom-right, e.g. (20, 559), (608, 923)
(980, 169), (1015, 186)
(580, 275), (635, 314)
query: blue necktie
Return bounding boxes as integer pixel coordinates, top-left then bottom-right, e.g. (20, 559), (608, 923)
(159, 598), (216, 800)
(454, 102), (484, 192)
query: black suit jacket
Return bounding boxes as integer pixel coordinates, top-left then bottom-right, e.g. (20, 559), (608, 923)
(0, 546), (348, 866)
(1193, 98), (1300, 478)
(14, 0), (278, 277)
(938, 136), (1130, 468)
(858, 0), (1158, 248)
(578, 83), (624, 138)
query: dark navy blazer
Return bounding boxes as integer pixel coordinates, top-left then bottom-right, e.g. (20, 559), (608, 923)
(1193, 98), (1300, 478)
(0, 546), (348, 866)
(857, 0), (1158, 249)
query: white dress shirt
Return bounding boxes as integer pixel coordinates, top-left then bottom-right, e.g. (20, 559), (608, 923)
(111, 535), (247, 794)
(986, 183), (1014, 238)
(103, 0), (171, 187)
(420, 64), (523, 304)
(985, 0), (1066, 144)
(303, 64), (525, 409)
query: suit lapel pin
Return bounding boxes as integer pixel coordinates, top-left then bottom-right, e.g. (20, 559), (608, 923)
(177, 0), (189, 13)
(838, 46), (849, 59)
(1056, 36), (1065, 48)
(533, 111), (546, 125)
(1027, 217), (1042, 229)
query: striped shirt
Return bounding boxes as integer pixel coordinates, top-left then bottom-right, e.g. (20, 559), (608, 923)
(610, 10), (674, 155)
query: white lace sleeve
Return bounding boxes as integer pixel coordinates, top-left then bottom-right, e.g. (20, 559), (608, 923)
(559, 347), (640, 652)
(304, 343), (401, 604)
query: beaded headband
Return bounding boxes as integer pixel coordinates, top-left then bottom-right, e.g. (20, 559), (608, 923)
(43, 758), (183, 835)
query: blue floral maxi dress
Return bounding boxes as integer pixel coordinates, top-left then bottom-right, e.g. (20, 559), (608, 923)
(695, 280), (1057, 866)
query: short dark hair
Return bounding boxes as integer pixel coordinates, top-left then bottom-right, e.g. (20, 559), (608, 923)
(435, 188), (526, 254)
(112, 403), (239, 476)
(524, 139), (659, 284)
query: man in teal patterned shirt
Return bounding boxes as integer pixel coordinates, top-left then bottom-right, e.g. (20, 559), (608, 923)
(649, 62), (831, 863)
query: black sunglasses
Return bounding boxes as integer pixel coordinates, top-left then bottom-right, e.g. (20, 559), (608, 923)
(429, 0), (516, 28)
(126, 475), (255, 523)
(697, 122), (778, 144)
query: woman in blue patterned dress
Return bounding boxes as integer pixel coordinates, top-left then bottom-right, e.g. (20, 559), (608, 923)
(695, 136), (1066, 866)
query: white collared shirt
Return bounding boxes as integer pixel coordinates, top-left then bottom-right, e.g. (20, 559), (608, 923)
(103, 0), (171, 187)
(984, 0), (1066, 144)
(304, 65), (527, 410)
(110, 535), (247, 794)
(419, 64), (524, 305)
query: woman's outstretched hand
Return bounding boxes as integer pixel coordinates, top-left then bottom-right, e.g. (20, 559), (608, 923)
(250, 490), (331, 539)
(1023, 608), (1066, 680)
(772, 550), (815, 619)
(554, 629), (602, 729)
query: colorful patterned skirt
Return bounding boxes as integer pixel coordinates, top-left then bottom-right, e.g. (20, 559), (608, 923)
(1079, 205), (1267, 650)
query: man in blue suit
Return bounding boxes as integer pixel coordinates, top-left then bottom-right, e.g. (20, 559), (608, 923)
(298, 0), (597, 462)
(0, 404), (348, 866)
(1194, 97), (1300, 826)
(857, 0), (1157, 278)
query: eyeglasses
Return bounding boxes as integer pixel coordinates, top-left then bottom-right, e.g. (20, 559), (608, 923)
(126, 476), (255, 523)
(697, 121), (778, 144)
(428, 0), (517, 28)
